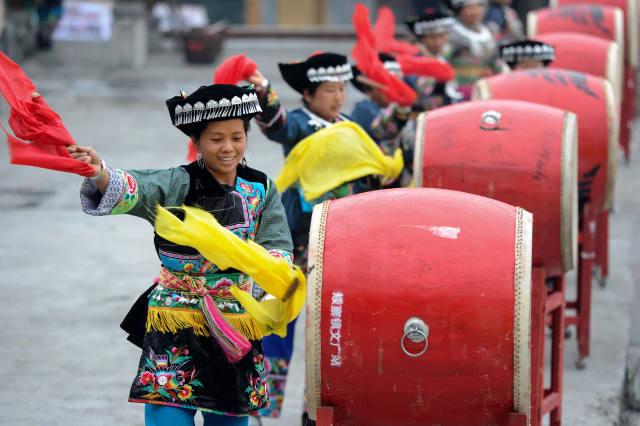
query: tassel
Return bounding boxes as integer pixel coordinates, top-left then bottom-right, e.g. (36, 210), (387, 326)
(146, 306), (210, 336)
(146, 305), (267, 341)
(201, 294), (252, 363)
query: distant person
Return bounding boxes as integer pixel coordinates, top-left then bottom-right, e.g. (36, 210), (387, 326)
(350, 52), (406, 138)
(447, 0), (499, 100)
(405, 6), (462, 109)
(36, 0), (63, 49)
(485, 0), (524, 43)
(499, 39), (556, 70)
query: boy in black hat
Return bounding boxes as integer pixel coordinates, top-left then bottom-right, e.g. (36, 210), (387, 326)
(500, 39), (556, 71)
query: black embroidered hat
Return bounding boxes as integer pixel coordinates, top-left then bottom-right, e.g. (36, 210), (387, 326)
(406, 7), (455, 37)
(351, 53), (403, 93)
(500, 39), (556, 69)
(448, 0), (488, 13)
(278, 52), (353, 94)
(166, 84), (262, 137)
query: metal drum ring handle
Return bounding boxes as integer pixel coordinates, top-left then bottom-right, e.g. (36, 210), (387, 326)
(401, 317), (429, 357)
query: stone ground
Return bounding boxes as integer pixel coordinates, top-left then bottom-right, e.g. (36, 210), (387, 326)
(0, 38), (638, 425)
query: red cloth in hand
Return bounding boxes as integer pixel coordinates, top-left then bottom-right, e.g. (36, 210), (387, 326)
(213, 55), (258, 85)
(0, 52), (94, 176)
(396, 54), (455, 81)
(373, 6), (420, 56)
(352, 4), (417, 107)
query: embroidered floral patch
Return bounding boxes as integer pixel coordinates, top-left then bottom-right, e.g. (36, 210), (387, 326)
(136, 345), (203, 403)
(112, 170), (140, 215)
(245, 354), (268, 409)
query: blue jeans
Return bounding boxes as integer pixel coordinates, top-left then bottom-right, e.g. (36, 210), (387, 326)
(144, 404), (249, 426)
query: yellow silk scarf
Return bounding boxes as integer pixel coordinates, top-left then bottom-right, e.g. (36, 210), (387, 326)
(275, 121), (404, 200)
(154, 205), (306, 337)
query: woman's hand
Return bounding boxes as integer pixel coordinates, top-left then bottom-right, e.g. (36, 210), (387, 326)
(66, 145), (103, 175)
(247, 69), (267, 92)
(67, 145), (109, 191)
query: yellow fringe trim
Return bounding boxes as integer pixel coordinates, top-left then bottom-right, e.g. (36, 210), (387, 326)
(146, 306), (267, 340)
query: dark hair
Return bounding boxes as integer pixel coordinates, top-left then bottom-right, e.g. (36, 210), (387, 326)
(302, 83), (321, 106)
(190, 118), (251, 144)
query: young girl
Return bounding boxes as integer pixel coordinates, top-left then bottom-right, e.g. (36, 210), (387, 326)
(68, 83), (294, 426)
(247, 52), (407, 419)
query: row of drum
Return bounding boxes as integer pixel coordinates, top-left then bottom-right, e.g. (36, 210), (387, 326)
(304, 1), (638, 424)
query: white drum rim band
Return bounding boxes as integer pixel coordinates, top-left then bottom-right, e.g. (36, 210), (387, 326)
(603, 79), (620, 210)
(606, 41), (624, 105)
(413, 112), (427, 187)
(527, 12), (538, 38)
(472, 78), (491, 101)
(630, 0), (640, 67)
(306, 201), (330, 421)
(514, 207), (533, 422)
(613, 9), (627, 66)
(561, 112), (579, 272)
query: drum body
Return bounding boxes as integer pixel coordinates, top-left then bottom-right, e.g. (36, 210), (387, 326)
(474, 69), (618, 214)
(549, 0), (638, 68)
(527, 5), (625, 56)
(532, 3), (636, 158)
(414, 100), (577, 276)
(538, 32), (623, 104)
(306, 188), (533, 426)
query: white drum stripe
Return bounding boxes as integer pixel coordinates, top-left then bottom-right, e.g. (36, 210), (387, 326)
(413, 112), (427, 187)
(560, 111), (579, 272)
(305, 201), (330, 421)
(513, 207), (533, 420)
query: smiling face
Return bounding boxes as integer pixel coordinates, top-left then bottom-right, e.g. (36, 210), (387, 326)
(195, 118), (247, 185)
(303, 81), (346, 121)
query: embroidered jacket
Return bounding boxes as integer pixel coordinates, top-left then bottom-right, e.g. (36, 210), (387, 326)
(79, 163), (293, 416)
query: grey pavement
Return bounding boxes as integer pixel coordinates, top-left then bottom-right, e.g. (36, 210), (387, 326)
(0, 38), (639, 425)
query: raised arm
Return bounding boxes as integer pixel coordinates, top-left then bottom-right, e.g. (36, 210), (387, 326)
(247, 70), (302, 152)
(68, 145), (190, 223)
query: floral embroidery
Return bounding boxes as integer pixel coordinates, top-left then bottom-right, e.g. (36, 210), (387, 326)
(112, 170), (140, 215)
(269, 249), (293, 266)
(136, 346), (203, 404)
(245, 354), (268, 409)
(260, 355), (289, 417)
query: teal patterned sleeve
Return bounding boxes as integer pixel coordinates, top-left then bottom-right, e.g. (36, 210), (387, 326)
(254, 179), (294, 263)
(80, 167), (190, 224)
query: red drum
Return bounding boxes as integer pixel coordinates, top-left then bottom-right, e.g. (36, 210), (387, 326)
(306, 188), (533, 426)
(536, 2), (637, 160)
(527, 5), (625, 54)
(474, 69), (618, 216)
(548, 0), (638, 68)
(538, 32), (623, 104)
(414, 100), (578, 277)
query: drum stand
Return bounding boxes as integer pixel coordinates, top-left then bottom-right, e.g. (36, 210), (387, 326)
(530, 268), (566, 426)
(621, 65), (637, 163)
(595, 210), (609, 287)
(565, 205), (596, 368)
